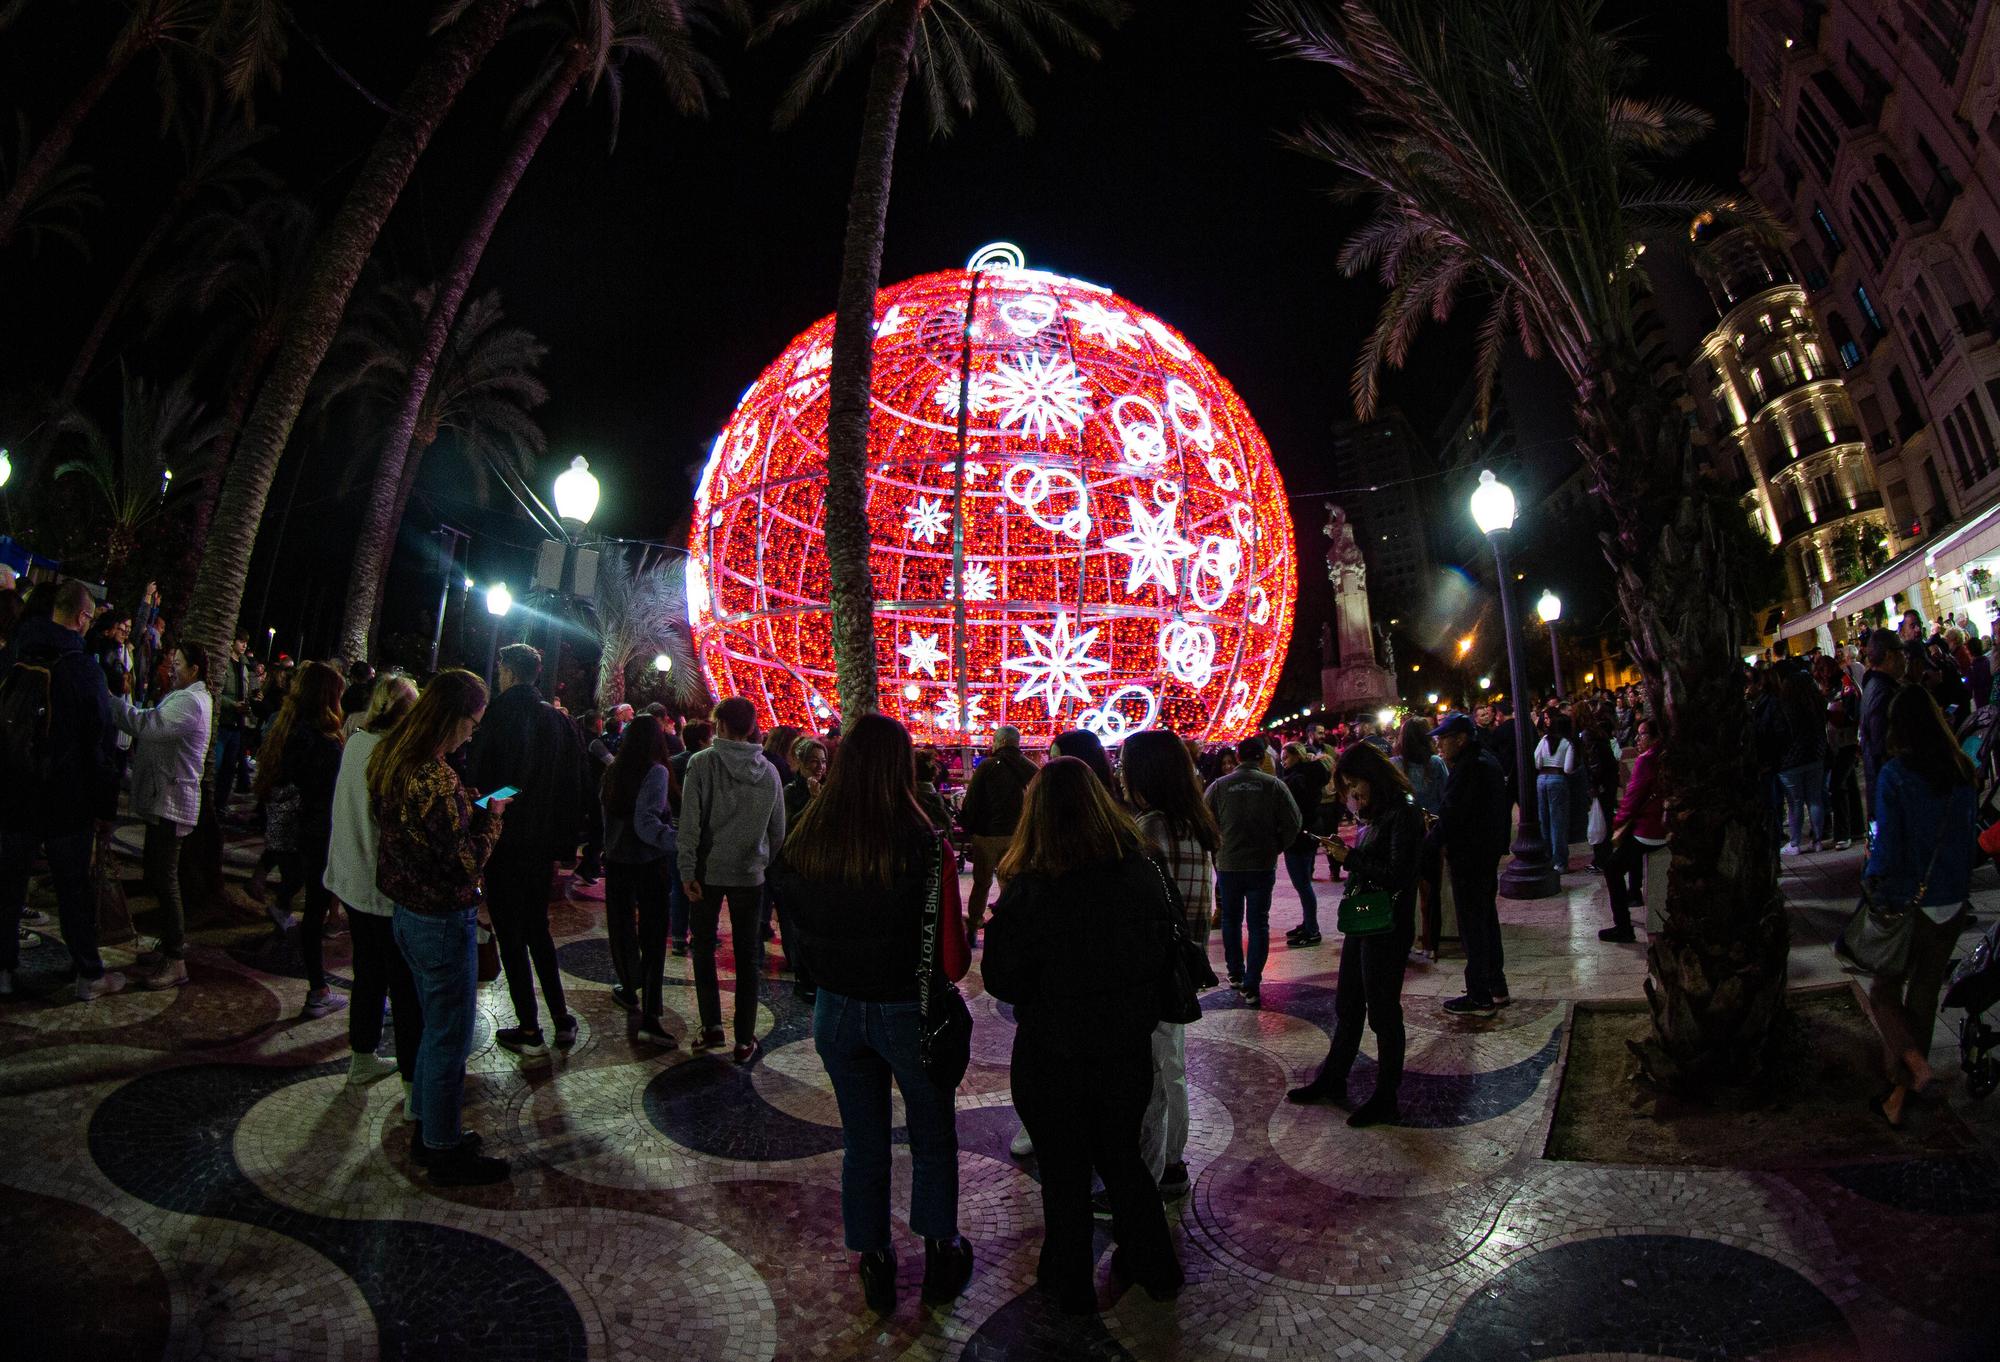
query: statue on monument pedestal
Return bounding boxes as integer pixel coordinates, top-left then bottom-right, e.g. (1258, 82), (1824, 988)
(1374, 621), (1396, 676)
(1320, 503), (1398, 712)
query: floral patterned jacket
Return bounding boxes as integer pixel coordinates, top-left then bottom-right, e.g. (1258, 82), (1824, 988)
(373, 757), (502, 915)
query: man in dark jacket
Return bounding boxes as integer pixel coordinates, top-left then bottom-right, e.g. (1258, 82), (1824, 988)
(0, 580), (122, 999)
(1426, 713), (1512, 1018)
(1858, 627), (1905, 827)
(1483, 701), (1520, 810)
(957, 724), (1037, 943)
(467, 643), (588, 1054)
(1203, 735), (1303, 1008)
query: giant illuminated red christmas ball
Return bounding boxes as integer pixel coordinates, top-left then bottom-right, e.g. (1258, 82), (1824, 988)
(687, 244), (1297, 746)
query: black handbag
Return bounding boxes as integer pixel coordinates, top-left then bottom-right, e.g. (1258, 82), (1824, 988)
(1835, 823), (1947, 977)
(917, 837), (973, 1089)
(1149, 854), (1211, 1025)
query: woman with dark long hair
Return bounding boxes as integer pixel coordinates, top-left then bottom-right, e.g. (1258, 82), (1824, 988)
(370, 669), (510, 1186)
(1049, 727), (1116, 791)
(769, 714), (972, 1313)
(601, 715), (679, 1045)
(1289, 742), (1424, 1127)
(1119, 729), (1220, 1203)
(1861, 686), (1977, 1128)
(985, 757), (1182, 1313)
(257, 660), (346, 1017)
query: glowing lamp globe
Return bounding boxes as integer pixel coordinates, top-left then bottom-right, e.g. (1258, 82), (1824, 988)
(688, 244), (1297, 746)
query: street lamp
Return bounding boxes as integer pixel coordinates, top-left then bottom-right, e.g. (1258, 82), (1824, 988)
(1537, 589), (1565, 700)
(265, 626), (276, 663)
(1426, 691), (1439, 705)
(1471, 469), (1558, 899)
(542, 455), (601, 701)
(484, 582), (513, 689)
(0, 448), (10, 488)
(654, 652), (674, 675)
(1478, 676), (1491, 691)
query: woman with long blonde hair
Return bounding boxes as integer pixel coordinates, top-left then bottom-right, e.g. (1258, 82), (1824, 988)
(368, 669), (511, 1186)
(984, 757), (1183, 1313)
(325, 673), (421, 1092)
(256, 660), (345, 1016)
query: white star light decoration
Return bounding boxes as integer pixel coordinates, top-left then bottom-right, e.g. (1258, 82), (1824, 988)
(935, 689), (986, 731)
(956, 563), (997, 601)
(1105, 495), (1196, 595)
(1003, 611), (1110, 717)
(903, 494), (951, 544)
(987, 353), (1093, 439)
(1065, 299), (1144, 349)
(898, 630), (947, 678)
(932, 374), (995, 417)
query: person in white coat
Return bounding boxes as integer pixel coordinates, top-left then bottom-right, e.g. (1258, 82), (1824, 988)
(324, 673), (422, 1091)
(112, 641), (214, 990)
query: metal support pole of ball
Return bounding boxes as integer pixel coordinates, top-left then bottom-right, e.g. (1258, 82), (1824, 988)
(948, 267), (985, 776)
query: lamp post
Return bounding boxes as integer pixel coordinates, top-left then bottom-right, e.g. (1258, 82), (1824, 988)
(1471, 469), (1559, 899)
(1537, 589), (1565, 701)
(427, 524), (470, 676)
(545, 455), (600, 700)
(484, 582), (513, 689)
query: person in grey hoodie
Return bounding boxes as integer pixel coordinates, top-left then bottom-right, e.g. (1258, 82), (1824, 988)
(678, 696), (787, 1063)
(1203, 735), (1302, 1008)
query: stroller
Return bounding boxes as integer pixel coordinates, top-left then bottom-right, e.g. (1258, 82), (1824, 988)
(1943, 916), (2000, 1100)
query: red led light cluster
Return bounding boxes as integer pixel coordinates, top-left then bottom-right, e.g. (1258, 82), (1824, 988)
(687, 247), (1297, 746)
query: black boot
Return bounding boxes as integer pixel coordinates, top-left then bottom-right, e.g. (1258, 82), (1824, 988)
(858, 1247), (897, 1313)
(921, 1234), (974, 1304)
(1347, 1093), (1400, 1128)
(1286, 1066), (1348, 1106)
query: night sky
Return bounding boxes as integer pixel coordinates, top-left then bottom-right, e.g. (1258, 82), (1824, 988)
(1, 0), (1744, 687)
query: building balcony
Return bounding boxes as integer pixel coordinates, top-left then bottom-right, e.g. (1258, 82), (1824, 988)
(1759, 424), (1866, 475)
(1775, 489), (1884, 543)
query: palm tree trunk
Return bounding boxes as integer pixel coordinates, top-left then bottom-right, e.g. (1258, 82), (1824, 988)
(823, 0), (920, 730)
(169, 321), (278, 619)
(334, 39), (590, 668)
(180, 0), (526, 670)
(0, 25), (146, 251)
(1580, 357), (1790, 1091)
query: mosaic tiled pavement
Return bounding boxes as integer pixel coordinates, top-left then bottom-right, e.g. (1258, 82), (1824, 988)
(7, 813), (1999, 1361)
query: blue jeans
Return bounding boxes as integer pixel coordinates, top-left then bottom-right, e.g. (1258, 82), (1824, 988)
(393, 906), (479, 1151)
(1282, 845), (1320, 933)
(1778, 761), (1826, 847)
(813, 990), (959, 1250)
(1536, 774), (1571, 870)
(1215, 867), (1276, 992)
(0, 828), (102, 976)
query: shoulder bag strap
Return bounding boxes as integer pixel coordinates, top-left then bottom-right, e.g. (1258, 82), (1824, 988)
(917, 837), (942, 1020)
(1908, 815), (1953, 909)
(1147, 851), (1187, 944)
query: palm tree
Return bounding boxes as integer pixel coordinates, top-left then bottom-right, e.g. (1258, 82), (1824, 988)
(761, 0), (1123, 729)
(332, 0), (733, 666)
(315, 280), (550, 560)
(56, 115), (274, 411)
(0, 111), (102, 259)
(1257, 0), (1783, 1090)
(590, 548), (706, 712)
(53, 367), (222, 588)
(0, 0), (283, 250)
(181, 0), (529, 672)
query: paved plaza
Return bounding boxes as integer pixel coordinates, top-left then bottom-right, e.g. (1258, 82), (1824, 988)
(4, 827), (1996, 1361)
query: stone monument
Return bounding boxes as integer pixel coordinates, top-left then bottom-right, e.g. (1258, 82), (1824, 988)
(1320, 503), (1399, 713)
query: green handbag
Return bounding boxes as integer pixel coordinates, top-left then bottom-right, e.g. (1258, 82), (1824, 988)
(1336, 886), (1396, 936)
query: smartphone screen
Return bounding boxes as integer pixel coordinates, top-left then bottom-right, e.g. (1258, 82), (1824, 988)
(476, 785), (520, 809)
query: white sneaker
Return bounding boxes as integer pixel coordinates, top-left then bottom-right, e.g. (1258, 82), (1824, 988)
(1009, 1125), (1035, 1159)
(347, 1052), (398, 1085)
(76, 970), (128, 1002)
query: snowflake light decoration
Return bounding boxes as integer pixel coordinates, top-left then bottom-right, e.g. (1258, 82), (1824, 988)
(687, 244), (1297, 746)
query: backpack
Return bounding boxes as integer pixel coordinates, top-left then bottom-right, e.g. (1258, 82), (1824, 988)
(0, 651), (57, 789)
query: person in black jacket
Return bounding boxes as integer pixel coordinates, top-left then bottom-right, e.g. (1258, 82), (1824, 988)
(256, 661), (348, 1018)
(0, 580), (122, 999)
(957, 726), (1037, 944)
(769, 715), (972, 1314)
(1289, 742), (1425, 1126)
(1776, 668), (1829, 854)
(1279, 742), (1330, 946)
(466, 643), (587, 1056)
(983, 757), (1183, 1314)
(1426, 713), (1512, 1018)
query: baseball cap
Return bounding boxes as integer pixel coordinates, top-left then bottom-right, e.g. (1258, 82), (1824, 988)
(1430, 712), (1475, 740)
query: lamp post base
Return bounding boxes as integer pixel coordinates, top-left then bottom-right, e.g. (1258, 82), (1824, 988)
(1498, 830), (1561, 900)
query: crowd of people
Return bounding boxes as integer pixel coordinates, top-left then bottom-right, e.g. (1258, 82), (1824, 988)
(0, 568), (1993, 1310)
